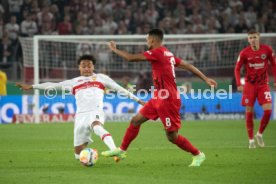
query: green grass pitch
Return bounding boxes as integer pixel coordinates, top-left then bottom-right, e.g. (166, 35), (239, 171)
(0, 120), (276, 184)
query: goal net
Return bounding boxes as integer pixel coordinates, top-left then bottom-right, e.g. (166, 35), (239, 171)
(19, 34), (276, 122)
(20, 34), (276, 80)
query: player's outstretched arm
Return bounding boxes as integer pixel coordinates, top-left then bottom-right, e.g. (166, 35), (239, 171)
(111, 83), (146, 105)
(99, 74), (145, 105)
(136, 99), (146, 106)
(16, 82), (57, 91)
(16, 80), (72, 91)
(16, 83), (33, 90)
(107, 41), (146, 62)
(177, 60), (217, 88)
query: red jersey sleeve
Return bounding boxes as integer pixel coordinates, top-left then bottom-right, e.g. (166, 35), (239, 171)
(143, 50), (157, 62)
(267, 46), (276, 83)
(174, 57), (181, 66)
(234, 51), (246, 86)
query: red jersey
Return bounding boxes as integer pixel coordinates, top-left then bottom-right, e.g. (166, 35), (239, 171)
(143, 46), (181, 99)
(235, 44), (276, 86)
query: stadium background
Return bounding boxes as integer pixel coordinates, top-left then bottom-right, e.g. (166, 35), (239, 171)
(0, 0), (276, 123)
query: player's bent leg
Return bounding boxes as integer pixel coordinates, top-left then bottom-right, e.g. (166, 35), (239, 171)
(116, 113), (148, 151)
(166, 131), (204, 166)
(91, 121), (117, 150)
(92, 121), (121, 162)
(165, 130), (178, 143)
(167, 131), (200, 156)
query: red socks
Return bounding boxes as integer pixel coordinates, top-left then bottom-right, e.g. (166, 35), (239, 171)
(119, 110), (271, 154)
(173, 135), (200, 156)
(246, 112), (254, 139)
(120, 123), (201, 156)
(246, 110), (271, 138)
(120, 123), (141, 151)
(258, 110), (271, 134)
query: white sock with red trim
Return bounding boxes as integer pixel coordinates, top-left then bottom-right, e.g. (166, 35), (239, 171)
(93, 125), (116, 150)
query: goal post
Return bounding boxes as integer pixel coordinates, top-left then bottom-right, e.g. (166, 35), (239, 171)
(19, 33), (276, 122)
(33, 36), (40, 123)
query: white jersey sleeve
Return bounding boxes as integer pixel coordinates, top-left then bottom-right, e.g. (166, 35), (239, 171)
(99, 74), (140, 102)
(32, 80), (73, 91)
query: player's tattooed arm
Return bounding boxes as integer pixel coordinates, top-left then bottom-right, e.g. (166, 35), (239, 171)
(177, 60), (217, 88)
(107, 41), (146, 62)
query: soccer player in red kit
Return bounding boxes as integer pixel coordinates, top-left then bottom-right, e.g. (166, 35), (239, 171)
(235, 29), (276, 148)
(102, 28), (217, 167)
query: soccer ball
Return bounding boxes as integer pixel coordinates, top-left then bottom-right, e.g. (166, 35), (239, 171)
(79, 148), (98, 167)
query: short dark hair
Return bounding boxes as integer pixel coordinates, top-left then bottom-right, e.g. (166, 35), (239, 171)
(148, 28), (164, 41)
(77, 55), (96, 65)
(247, 29), (259, 35)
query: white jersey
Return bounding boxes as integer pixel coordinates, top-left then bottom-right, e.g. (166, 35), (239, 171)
(33, 73), (139, 114)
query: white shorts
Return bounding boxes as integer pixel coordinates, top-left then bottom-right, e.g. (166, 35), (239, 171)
(74, 110), (105, 147)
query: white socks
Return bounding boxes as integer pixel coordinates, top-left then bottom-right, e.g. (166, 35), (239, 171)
(93, 125), (116, 150)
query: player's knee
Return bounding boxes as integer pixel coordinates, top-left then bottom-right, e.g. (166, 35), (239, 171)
(130, 113), (148, 127)
(166, 131), (178, 143)
(130, 117), (138, 126)
(167, 136), (175, 143)
(130, 116), (142, 127)
(91, 121), (102, 129)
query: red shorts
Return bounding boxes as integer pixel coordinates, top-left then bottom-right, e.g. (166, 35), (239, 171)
(139, 98), (181, 132)
(242, 83), (272, 106)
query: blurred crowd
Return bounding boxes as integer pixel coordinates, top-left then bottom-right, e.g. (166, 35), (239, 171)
(0, 0), (275, 71)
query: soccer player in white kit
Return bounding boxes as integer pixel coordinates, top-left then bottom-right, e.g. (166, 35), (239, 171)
(16, 55), (144, 161)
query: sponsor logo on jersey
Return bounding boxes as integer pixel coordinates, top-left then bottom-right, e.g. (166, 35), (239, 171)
(248, 62), (264, 69)
(164, 51), (174, 56)
(261, 54), (267, 59)
(72, 81), (105, 95)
